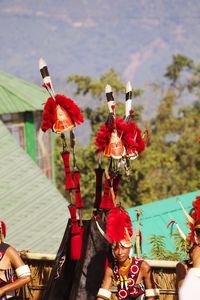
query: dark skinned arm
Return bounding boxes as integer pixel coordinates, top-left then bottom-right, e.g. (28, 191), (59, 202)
(142, 261), (157, 300)
(97, 266), (113, 300)
(0, 246), (31, 297)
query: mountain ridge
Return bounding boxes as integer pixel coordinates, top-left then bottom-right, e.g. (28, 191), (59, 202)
(0, 0), (199, 144)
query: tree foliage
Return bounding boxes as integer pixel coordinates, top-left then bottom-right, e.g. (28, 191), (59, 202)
(148, 233), (189, 261)
(67, 68), (142, 99)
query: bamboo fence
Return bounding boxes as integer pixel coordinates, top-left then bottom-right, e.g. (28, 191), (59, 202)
(17, 252), (178, 300)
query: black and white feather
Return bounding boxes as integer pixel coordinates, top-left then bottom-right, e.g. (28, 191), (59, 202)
(125, 81), (132, 121)
(39, 57), (55, 99)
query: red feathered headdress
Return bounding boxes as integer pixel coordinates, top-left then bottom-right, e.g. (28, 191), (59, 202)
(106, 206), (133, 248)
(0, 221), (6, 238)
(187, 196), (200, 244)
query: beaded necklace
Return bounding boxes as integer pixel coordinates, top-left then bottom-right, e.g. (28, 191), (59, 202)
(113, 257), (145, 299)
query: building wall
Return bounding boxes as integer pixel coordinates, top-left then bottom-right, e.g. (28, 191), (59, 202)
(1, 112), (53, 181)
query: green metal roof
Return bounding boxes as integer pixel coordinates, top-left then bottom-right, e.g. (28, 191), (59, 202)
(0, 119), (70, 254)
(0, 71), (48, 113)
(128, 190), (200, 258)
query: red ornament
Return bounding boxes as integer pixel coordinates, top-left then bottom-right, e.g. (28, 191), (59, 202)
(41, 94), (84, 133)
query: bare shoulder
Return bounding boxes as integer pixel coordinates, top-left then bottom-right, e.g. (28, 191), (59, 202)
(6, 245), (25, 268)
(6, 245), (19, 257)
(105, 265), (114, 277)
(141, 260), (151, 272)
(176, 261), (188, 272)
(176, 261), (190, 288)
(192, 244), (200, 254)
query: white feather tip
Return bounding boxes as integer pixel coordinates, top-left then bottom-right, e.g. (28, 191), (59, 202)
(38, 57), (47, 70)
(126, 81), (132, 93)
(105, 84), (112, 93)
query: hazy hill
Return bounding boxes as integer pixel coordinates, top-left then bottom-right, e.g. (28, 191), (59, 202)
(0, 0), (200, 143)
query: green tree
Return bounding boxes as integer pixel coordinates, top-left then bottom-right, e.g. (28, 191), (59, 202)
(68, 68), (142, 99)
(137, 54), (200, 203)
(137, 89), (200, 203)
(165, 54), (194, 86)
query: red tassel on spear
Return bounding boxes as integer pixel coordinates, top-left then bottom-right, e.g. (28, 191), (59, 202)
(69, 130), (84, 209)
(100, 171), (115, 210)
(61, 151), (75, 190)
(68, 205), (83, 260)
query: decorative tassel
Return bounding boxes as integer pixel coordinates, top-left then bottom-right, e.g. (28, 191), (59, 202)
(61, 151), (75, 190)
(94, 167), (105, 209)
(73, 170), (84, 208)
(68, 205), (77, 222)
(68, 205), (82, 260)
(70, 222), (82, 260)
(100, 173), (115, 209)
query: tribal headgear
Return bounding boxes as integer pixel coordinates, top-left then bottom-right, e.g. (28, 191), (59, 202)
(96, 206), (133, 248)
(0, 221), (6, 239)
(107, 207), (133, 248)
(95, 82), (148, 170)
(187, 195), (200, 244)
(39, 58), (84, 133)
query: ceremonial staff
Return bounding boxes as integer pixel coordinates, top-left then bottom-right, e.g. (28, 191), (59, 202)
(38, 58), (84, 260)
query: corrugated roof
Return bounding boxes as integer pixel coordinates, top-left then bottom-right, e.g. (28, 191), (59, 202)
(0, 119), (70, 254)
(0, 71), (48, 113)
(128, 190), (200, 257)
